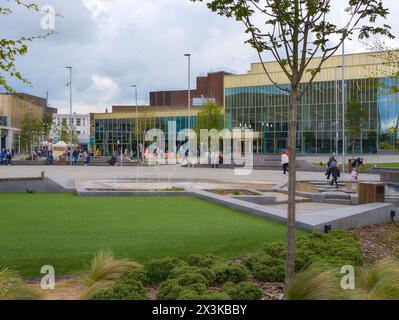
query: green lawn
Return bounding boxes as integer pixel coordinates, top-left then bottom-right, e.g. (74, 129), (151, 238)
(0, 194), (297, 276)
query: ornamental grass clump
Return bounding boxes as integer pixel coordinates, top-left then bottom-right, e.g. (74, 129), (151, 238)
(80, 251), (141, 300)
(357, 259), (399, 300)
(286, 265), (350, 300)
(0, 267), (42, 300)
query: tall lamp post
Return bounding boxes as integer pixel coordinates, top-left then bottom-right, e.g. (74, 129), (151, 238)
(184, 53), (191, 131)
(335, 67), (340, 156)
(184, 53), (191, 166)
(131, 85), (139, 160)
(66, 66), (73, 166)
(341, 6), (356, 174)
(341, 41), (346, 174)
(29, 100), (34, 161)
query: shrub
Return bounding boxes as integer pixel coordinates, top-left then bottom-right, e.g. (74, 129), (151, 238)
(188, 255), (221, 268)
(296, 231), (363, 268)
(146, 257), (185, 284)
(158, 279), (184, 300)
(179, 289), (231, 300)
(158, 280), (209, 300)
(213, 263), (249, 284)
(0, 267), (42, 300)
(170, 266), (216, 284)
(224, 281), (263, 300)
(287, 265), (350, 300)
(175, 272), (208, 286)
(242, 253), (285, 282)
(91, 279), (148, 300)
(119, 268), (147, 284)
(243, 231), (362, 283)
(80, 251), (141, 300)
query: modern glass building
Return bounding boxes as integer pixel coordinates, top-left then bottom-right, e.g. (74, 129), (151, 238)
(224, 52), (399, 154)
(92, 52), (398, 156)
(92, 106), (198, 156)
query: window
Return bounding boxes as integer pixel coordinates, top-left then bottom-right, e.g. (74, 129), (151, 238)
(77, 118), (81, 126)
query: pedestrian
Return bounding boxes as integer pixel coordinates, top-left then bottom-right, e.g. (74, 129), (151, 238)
(83, 152), (91, 166)
(351, 167), (359, 182)
(6, 149), (12, 165)
(326, 152), (337, 180)
(0, 148), (7, 165)
(281, 150), (289, 175)
(72, 148), (79, 165)
(352, 157), (364, 170)
(330, 160), (340, 189)
(47, 150), (54, 165)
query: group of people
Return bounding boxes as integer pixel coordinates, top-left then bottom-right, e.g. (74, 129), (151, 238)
(63, 148), (92, 166)
(281, 150), (364, 189)
(0, 148), (13, 166)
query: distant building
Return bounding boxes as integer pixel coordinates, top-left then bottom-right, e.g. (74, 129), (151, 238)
(51, 113), (90, 149)
(0, 93), (56, 153)
(150, 71), (229, 107)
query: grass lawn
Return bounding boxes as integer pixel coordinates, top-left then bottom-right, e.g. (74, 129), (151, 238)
(0, 194), (299, 276)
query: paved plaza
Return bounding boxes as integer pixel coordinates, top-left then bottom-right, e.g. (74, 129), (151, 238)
(0, 165), (381, 190)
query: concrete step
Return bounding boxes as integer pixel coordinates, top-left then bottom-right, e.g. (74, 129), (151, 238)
(325, 199), (353, 205)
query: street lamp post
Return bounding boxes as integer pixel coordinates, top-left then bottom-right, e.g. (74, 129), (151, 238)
(335, 67), (340, 155)
(131, 85), (139, 160)
(184, 54), (191, 132)
(29, 100), (34, 161)
(341, 42), (346, 174)
(66, 66), (73, 166)
(184, 53), (191, 166)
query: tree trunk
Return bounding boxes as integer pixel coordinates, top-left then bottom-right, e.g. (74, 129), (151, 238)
(284, 86), (299, 296)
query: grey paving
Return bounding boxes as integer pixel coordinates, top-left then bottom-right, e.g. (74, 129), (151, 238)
(0, 177), (69, 193)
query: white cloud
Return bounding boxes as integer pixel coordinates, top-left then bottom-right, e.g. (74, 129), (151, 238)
(2, 0), (399, 114)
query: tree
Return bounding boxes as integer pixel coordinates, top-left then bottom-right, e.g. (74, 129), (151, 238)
(42, 111), (53, 140)
(130, 109), (156, 149)
(59, 123), (69, 143)
(19, 112), (42, 153)
(195, 101), (224, 137)
(0, 1), (53, 91)
(346, 92), (369, 158)
(192, 0), (393, 291)
(386, 115), (399, 149)
(367, 42), (399, 149)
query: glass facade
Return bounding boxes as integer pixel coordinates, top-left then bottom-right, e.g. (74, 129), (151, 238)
(225, 77), (399, 154)
(94, 115), (197, 156)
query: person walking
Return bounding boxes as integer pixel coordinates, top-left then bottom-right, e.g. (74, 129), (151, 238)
(72, 148), (79, 165)
(330, 159), (340, 189)
(0, 148), (7, 165)
(281, 150), (289, 175)
(6, 149), (12, 165)
(326, 152), (337, 180)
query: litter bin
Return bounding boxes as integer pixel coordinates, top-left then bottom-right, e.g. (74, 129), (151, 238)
(58, 155), (67, 166)
(358, 182), (385, 205)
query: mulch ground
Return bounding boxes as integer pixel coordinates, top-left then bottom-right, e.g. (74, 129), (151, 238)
(351, 223), (399, 266)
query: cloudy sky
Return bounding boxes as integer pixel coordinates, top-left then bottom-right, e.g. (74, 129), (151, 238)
(2, 0), (399, 114)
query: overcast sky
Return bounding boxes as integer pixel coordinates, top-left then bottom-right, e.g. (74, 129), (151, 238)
(2, 0), (399, 114)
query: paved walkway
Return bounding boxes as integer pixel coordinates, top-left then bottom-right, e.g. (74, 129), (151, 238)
(298, 154), (399, 164)
(0, 165), (381, 189)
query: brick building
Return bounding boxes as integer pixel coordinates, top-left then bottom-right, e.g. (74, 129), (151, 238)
(150, 71), (230, 107)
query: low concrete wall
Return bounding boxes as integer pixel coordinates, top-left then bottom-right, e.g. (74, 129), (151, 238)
(232, 195), (277, 205)
(300, 203), (398, 232)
